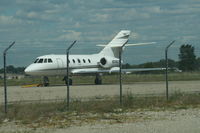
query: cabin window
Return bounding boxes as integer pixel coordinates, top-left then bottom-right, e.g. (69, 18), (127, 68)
(34, 59), (39, 63)
(73, 59), (75, 63)
(44, 59), (47, 63)
(78, 59), (81, 63)
(88, 59), (91, 63)
(83, 59), (86, 63)
(48, 59), (53, 63)
(38, 59), (43, 63)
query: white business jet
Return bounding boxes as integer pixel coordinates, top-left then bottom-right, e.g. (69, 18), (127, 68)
(25, 30), (162, 86)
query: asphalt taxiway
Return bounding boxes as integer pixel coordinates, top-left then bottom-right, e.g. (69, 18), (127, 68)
(0, 80), (200, 104)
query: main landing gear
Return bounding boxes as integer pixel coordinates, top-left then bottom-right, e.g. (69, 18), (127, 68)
(63, 74), (102, 85)
(43, 76), (49, 86)
(63, 76), (73, 85)
(44, 74), (102, 86)
(95, 73), (102, 85)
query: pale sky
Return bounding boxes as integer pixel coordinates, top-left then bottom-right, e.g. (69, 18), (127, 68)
(0, 0), (200, 67)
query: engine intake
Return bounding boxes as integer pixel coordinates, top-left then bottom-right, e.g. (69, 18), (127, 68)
(99, 57), (117, 68)
(100, 57), (107, 65)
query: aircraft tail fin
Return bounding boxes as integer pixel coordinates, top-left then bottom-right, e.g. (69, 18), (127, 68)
(99, 30), (131, 58)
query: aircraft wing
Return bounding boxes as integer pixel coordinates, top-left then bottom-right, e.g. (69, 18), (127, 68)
(71, 68), (110, 74)
(121, 68), (165, 73)
(71, 67), (165, 74)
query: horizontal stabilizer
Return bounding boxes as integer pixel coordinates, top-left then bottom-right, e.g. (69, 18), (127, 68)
(97, 42), (156, 48)
(97, 44), (106, 47)
(125, 42), (156, 46)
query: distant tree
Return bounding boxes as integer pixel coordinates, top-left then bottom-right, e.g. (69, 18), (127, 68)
(157, 59), (177, 68)
(16, 67), (25, 74)
(178, 44), (197, 71)
(0, 68), (3, 73)
(197, 57), (200, 70)
(143, 62), (155, 68)
(123, 63), (131, 69)
(0, 65), (25, 74)
(7, 65), (15, 73)
(136, 62), (156, 68)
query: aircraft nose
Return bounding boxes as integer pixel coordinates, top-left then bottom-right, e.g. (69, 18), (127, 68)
(24, 64), (42, 76)
(24, 67), (31, 74)
(24, 65), (35, 75)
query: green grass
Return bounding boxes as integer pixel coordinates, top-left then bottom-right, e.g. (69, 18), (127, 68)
(0, 72), (200, 86)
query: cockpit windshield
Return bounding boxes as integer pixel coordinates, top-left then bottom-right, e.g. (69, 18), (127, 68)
(34, 59), (39, 63)
(48, 59), (53, 63)
(34, 58), (53, 63)
(38, 59), (43, 63)
(44, 59), (47, 63)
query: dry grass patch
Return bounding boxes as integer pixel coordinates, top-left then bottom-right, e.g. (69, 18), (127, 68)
(0, 92), (200, 128)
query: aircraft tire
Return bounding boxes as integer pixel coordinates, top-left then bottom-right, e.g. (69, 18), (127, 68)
(69, 79), (73, 85)
(95, 78), (102, 85)
(43, 76), (49, 87)
(44, 83), (49, 87)
(65, 79), (73, 86)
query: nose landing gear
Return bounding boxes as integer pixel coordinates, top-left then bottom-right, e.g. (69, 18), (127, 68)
(95, 73), (102, 85)
(43, 76), (49, 86)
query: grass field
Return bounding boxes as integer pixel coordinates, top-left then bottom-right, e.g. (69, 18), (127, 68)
(0, 72), (200, 86)
(0, 92), (200, 128)
(0, 72), (200, 130)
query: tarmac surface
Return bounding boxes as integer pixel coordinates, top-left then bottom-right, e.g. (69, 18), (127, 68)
(0, 80), (200, 103)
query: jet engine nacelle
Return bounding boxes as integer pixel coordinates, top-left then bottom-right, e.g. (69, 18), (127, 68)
(99, 57), (118, 68)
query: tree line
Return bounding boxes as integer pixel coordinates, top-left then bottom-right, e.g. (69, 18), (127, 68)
(0, 44), (199, 74)
(0, 66), (25, 74)
(123, 44), (200, 72)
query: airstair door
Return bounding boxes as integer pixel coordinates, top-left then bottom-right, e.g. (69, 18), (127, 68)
(56, 58), (64, 74)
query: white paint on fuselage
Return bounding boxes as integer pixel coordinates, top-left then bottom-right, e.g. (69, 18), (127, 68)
(25, 54), (117, 76)
(25, 30), (131, 76)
